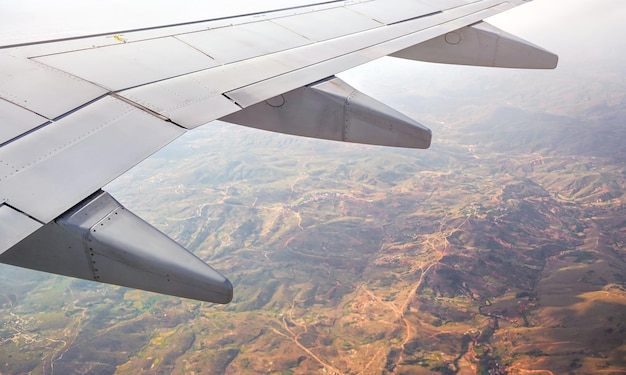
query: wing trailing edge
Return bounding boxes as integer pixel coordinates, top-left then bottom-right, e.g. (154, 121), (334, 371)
(222, 76), (432, 149)
(391, 21), (558, 69)
(0, 191), (232, 304)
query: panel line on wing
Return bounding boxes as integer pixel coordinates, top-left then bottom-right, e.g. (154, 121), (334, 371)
(0, 51), (108, 120)
(1, 202), (45, 225)
(0, 98), (49, 146)
(347, 0), (441, 25)
(270, 7), (383, 42)
(175, 20), (313, 65)
(172, 36), (219, 62)
(0, 204), (43, 254)
(0, 92), (113, 150)
(388, 11), (442, 26)
(34, 37), (220, 91)
(0, 0), (349, 50)
(110, 93), (173, 123)
(0, 96), (135, 182)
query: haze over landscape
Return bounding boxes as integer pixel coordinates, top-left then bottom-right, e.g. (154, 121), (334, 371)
(1, 0), (625, 374)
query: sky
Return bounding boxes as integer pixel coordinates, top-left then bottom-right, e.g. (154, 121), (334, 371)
(489, 0), (626, 64)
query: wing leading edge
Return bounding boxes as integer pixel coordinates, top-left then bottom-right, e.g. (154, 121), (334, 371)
(0, 0), (557, 303)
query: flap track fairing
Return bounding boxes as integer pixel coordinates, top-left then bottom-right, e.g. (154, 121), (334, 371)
(0, 191), (233, 304)
(391, 21), (558, 69)
(222, 76), (432, 149)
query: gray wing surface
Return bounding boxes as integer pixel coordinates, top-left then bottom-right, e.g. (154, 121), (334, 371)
(0, 0), (557, 303)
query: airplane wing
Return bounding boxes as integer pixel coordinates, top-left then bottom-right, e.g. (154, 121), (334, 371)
(0, 0), (557, 304)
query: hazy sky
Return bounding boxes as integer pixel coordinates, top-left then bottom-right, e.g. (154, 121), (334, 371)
(490, 0), (626, 63)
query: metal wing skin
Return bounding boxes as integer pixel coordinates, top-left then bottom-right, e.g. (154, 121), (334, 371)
(0, 0), (557, 304)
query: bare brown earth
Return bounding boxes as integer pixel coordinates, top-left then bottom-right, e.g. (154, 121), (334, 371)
(1, 59), (625, 374)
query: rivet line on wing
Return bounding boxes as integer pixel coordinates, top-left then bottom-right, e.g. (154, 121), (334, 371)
(0, 95), (133, 179)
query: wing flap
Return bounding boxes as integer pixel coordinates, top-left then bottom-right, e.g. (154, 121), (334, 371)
(0, 96), (184, 223)
(0, 205), (42, 254)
